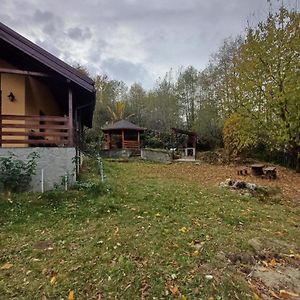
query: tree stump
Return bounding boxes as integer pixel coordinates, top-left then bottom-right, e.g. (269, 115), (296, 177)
(237, 166), (248, 175)
(264, 167), (277, 179)
(251, 164), (264, 176)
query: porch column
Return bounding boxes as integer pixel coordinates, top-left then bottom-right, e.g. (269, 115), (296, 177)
(0, 87), (2, 148)
(68, 84), (74, 146)
(137, 131), (140, 148)
(0, 74), (2, 147)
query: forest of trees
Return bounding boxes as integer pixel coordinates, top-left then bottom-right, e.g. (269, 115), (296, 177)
(81, 5), (299, 172)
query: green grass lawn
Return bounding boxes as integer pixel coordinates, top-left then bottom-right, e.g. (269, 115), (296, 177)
(0, 159), (299, 299)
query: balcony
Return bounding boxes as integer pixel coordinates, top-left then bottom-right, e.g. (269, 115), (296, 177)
(0, 114), (73, 147)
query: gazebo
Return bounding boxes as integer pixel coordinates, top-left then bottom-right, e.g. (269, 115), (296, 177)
(102, 120), (145, 150)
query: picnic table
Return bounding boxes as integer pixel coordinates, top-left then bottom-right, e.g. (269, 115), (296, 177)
(251, 164), (264, 176)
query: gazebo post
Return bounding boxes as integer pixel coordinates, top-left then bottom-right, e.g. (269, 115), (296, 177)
(107, 133), (111, 149)
(122, 130), (125, 149)
(137, 131), (140, 149)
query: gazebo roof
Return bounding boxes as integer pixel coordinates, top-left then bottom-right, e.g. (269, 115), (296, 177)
(102, 120), (145, 132)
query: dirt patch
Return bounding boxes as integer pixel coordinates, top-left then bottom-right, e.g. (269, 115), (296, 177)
(228, 239), (300, 299)
(33, 240), (53, 250)
(252, 266), (300, 295)
(144, 162), (300, 201)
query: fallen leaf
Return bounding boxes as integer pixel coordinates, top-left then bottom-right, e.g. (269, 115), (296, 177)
(179, 227), (188, 233)
(68, 290), (75, 300)
(269, 258), (277, 267)
(279, 290), (299, 299)
(253, 292), (262, 300)
(181, 295), (187, 300)
(192, 250), (199, 257)
(170, 286), (179, 296)
(50, 276), (57, 285)
(0, 263), (13, 270)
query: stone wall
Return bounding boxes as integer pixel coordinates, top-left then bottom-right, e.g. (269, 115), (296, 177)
(99, 149), (139, 158)
(141, 148), (171, 163)
(0, 147), (76, 192)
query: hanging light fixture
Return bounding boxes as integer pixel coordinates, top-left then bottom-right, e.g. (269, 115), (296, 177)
(7, 92), (16, 102)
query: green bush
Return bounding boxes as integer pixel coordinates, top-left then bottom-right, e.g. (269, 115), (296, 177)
(0, 152), (39, 193)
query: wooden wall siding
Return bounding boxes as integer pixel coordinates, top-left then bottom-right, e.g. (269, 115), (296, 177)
(0, 114), (71, 146)
(122, 140), (140, 149)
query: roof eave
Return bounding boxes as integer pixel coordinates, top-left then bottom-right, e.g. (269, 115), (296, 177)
(0, 22), (94, 93)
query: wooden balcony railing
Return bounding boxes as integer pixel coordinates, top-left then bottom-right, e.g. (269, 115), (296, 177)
(122, 140), (140, 149)
(0, 114), (72, 147)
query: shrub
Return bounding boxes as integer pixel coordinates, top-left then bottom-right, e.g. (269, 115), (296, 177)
(0, 152), (39, 193)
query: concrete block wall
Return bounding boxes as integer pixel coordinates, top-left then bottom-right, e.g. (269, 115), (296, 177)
(0, 147), (76, 192)
(141, 148), (171, 163)
(99, 149), (140, 158)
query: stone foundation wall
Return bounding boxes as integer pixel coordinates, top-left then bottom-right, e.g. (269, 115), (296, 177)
(99, 149), (139, 158)
(141, 148), (171, 163)
(0, 147), (76, 192)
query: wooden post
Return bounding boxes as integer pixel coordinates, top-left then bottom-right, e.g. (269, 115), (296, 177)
(137, 131), (140, 148)
(0, 74), (2, 148)
(122, 130), (125, 149)
(68, 84), (73, 146)
(108, 133), (111, 149)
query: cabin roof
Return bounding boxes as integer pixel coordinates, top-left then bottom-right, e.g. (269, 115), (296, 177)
(0, 22), (94, 92)
(0, 22), (96, 127)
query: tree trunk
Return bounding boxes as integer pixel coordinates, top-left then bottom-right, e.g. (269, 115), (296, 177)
(296, 153), (300, 173)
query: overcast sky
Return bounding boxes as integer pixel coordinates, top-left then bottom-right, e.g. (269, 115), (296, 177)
(0, 0), (294, 89)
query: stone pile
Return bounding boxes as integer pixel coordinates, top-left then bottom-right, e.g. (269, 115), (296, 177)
(220, 178), (257, 191)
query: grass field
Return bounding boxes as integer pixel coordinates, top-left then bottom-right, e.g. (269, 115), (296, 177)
(0, 159), (299, 299)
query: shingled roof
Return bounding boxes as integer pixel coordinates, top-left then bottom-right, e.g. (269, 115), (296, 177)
(0, 22), (94, 92)
(0, 22), (96, 127)
(102, 120), (145, 131)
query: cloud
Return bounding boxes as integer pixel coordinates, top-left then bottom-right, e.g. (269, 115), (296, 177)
(0, 0), (279, 89)
(67, 27), (92, 41)
(101, 58), (153, 87)
(33, 9), (55, 23)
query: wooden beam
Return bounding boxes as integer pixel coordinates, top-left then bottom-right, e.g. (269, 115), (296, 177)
(1, 131), (69, 137)
(0, 123), (69, 130)
(0, 68), (50, 77)
(68, 85), (74, 146)
(122, 130), (125, 149)
(108, 133), (111, 149)
(0, 139), (67, 145)
(0, 114), (68, 122)
(0, 74), (2, 147)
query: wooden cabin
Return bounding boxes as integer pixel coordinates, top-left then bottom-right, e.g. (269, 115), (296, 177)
(0, 22), (96, 190)
(0, 22), (95, 148)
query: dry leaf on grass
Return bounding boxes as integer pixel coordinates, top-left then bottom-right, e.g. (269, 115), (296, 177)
(50, 276), (57, 285)
(0, 263), (13, 270)
(269, 258), (277, 267)
(68, 290), (75, 300)
(279, 290), (299, 299)
(169, 285), (180, 296)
